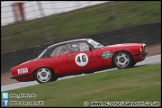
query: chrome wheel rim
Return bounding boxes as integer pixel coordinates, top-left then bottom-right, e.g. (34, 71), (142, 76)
(37, 68), (51, 82)
(115, 53), (129, 68)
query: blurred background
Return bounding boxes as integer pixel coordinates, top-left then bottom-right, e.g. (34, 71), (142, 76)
(1, 1), (161, 75)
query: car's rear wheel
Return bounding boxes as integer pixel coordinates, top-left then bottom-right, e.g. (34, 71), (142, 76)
(113, 51), (134, 69)
(35, 67), (58, 83)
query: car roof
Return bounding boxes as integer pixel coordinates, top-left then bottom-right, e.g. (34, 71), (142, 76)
(47, 38), (91, 49)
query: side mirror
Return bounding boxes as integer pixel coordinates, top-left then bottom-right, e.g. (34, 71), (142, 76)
(89, 47), (93, 51)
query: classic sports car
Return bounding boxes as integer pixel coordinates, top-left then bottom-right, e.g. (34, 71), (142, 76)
(10, 38), (147, 83)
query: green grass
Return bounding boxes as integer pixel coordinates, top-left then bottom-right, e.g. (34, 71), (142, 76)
(1, 1), (161, 53)
(5, 64), (161, 107)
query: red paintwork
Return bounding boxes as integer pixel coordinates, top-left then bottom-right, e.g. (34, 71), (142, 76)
(10, 41), (147, 82)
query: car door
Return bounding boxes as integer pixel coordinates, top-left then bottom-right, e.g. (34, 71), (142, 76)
(49, 44), (78, 76)
(68, 42), (104, 74)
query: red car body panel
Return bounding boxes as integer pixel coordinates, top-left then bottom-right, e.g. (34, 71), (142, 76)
(10, 39), (147, 82)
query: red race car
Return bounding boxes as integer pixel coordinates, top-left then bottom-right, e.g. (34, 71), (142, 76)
(10, 38), (148, 83)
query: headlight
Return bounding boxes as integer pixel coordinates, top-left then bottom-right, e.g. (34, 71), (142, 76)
(142, 43), (146, 52)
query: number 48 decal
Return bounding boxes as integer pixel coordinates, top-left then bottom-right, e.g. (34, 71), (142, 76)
(75, 53), (88, 66)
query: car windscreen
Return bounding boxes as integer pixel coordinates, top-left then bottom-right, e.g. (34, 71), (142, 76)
(87, 39), (104, 49)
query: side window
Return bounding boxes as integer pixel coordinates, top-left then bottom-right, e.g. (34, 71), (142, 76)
(70, 42), (89, 52)
(50, 44), (71, 57)
(79, 42), (89, 51)
(71, 43), (80, 52)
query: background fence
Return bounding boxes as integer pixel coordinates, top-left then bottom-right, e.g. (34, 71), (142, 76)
(1, 1), (161, 72)
(1, 1), (161, 53)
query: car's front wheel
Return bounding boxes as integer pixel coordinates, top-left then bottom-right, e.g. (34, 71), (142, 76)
(113, 51), (134, 69)
(35, 67), (58, 83)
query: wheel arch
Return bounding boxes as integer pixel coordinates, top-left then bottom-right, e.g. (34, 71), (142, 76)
(112, 50), (135, 66)
(32, 66), (55, 80)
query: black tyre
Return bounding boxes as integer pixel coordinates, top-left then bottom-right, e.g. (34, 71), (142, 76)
(130, 61), (136, 67)
(35, 67), (58, 83)
(113, 51), (134, 69)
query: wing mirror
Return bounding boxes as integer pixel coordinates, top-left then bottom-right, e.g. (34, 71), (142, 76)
(89, 47), (93, 51)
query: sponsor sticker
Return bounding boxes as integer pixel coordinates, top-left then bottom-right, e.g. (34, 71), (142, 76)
(18, 68), (28, 74)
(75, 53), (88, 66)
(102, 51), (113, 59)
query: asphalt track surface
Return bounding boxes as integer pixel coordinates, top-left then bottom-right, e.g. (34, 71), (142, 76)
(1, 54), (161, 92)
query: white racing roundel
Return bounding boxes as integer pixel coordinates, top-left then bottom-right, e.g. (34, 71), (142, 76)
(75, 53), (88, 66)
